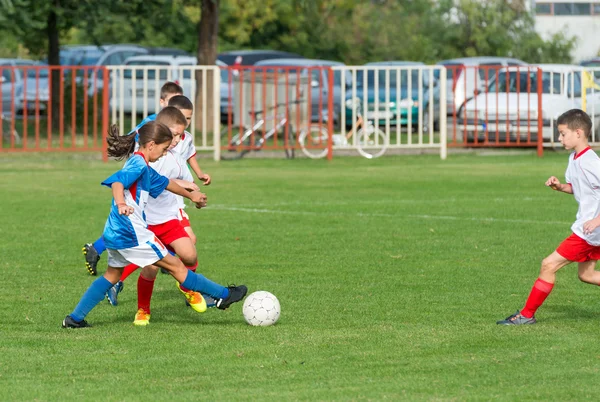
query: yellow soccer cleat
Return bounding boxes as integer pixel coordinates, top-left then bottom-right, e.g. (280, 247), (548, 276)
(178, 284), (207, 313)
(133, 308), (151, 326)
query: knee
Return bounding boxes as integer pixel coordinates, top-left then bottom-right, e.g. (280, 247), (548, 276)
(578, 271), (593, 283)
(540, 257), (559, 275)
(178, 250), (197, 267)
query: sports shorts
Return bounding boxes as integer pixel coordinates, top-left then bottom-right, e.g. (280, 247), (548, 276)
(107, 235), (169, 268)
(177, 209), (191, 228)
(556, 233), (600, 262)
(148, 219), (189, 246)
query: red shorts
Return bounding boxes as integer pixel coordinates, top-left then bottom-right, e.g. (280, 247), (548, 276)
(556, 233), (600, 262)
(147, 219), (189, 247)
(178, 209), (191, 228)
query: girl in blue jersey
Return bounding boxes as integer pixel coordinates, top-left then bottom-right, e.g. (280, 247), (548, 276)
(63, 122), (247, 328)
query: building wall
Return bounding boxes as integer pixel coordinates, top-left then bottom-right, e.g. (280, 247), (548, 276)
(534, 1), (600, 62)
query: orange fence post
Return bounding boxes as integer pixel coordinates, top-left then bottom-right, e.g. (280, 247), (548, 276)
(102, 67), (109, 162)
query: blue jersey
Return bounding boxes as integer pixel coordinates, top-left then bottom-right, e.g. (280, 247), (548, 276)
(101, 153), (169, 249)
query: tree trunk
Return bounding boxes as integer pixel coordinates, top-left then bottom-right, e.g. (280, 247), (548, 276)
(195, 0), (219, 133)
(47, 4), (60, 131)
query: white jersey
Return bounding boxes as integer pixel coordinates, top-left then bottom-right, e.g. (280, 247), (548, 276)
(566, 147), (600, 245)
(173, 131), (196, 210)
(144, 149), (189, 225)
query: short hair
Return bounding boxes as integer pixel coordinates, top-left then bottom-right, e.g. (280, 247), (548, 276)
(557, 109), (592, 139)
(168, 95), (194, 111)
(160, 81), (184, 100)
(156, 106), (187, 128)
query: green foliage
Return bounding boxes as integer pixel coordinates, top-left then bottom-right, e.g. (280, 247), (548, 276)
(0, 0), (578, 64)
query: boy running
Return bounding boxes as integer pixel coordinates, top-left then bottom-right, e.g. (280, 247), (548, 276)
(498, 109), (600, 325)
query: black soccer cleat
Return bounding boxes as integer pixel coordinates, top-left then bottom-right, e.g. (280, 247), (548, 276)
(496, 310), (537, 325)
(216, 285), (248, 310)
(82, 243), (100, 276)
(62, 315), (92, 329)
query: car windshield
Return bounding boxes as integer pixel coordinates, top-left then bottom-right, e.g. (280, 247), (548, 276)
(124, 61), (170, 80)
(356, 68), (428, 89)
(26, 68), (49, 78)
(489, 70), (562, 94)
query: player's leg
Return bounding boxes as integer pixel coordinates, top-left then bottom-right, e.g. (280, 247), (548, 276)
(154, 254), (247, 310)
(498, 251), (571, 325)
(577, 260), (600, 285)
(82, 235), (106, 276)
(63, 264), (124, 328)
(167, 236), (207, 312)
(134, 265), (160, 326)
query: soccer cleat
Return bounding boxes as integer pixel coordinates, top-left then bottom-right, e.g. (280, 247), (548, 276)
(202, 293), (217, 308)
(133, 308), (151, 326)
(106, 281), (124, 306)
(216, 285), (248, 310)
(496, 310), (537, 325)
(82, 243), (100, 276)
(178, 284), (207, 313)
(62, 315), (92, 329)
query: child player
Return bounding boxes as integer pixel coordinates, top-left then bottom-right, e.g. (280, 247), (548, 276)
(82, 84), (211, 275)
(62, 121), (247, 328)
(498, 109), (600, 325)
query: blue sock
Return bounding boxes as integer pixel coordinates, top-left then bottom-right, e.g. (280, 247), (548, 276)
(70, 276), (113, 322)
(93, 236), (106, 255)
(181, 270), (228, 299)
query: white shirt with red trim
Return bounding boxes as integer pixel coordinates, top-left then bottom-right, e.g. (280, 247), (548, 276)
(145, 149), (189, 225)
(172, 131), (197, 210)
(566, 146), (600, 245)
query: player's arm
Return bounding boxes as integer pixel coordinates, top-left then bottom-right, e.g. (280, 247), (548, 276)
(171, 178), (200, 192)
(545, 176), (573, 194)
(109, 182), (134, 215)
(188, 156), (211, 185)
(166, 180), (207, 208)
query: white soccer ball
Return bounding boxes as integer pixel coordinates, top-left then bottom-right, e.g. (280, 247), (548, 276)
(242, 291), (280, 326)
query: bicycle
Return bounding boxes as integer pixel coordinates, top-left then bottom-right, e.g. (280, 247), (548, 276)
(221, 100), (305, 160)
(298, 98), (387, 159)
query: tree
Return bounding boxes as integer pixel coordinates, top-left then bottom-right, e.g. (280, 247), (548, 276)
(196, 0), (219, 130)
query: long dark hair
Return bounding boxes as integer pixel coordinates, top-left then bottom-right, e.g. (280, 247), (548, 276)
(107, 121), (173, 160)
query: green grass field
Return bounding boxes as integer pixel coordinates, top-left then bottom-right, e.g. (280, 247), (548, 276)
(2, 150), (600, 400)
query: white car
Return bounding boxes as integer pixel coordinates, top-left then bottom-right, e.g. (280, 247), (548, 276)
(458, 64), (600, 143)
(114, 55), (227, 115)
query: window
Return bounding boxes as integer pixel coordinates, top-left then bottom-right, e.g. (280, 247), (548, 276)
(554, 2), (591, 15)
(1, 68), (13, 83)
(124, 61), (170, 80)
(490, 71), (562, 95)
(567, 71), (582, 97)
(594, 4), (600, 13)
(536, 3), (552, 14)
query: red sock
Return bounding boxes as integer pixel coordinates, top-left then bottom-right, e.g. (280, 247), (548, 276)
(521, 278), (554, 318)
(120, 263), (139, 282)
(138, 275), (156, 314)
(179, 261), (198, 292)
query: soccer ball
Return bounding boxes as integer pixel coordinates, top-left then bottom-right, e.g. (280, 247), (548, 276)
(242, 291), (280, 326)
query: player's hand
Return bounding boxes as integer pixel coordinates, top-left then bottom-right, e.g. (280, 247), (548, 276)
(117, 203), (134, 216)
(190, 191), (207, 209)
(584, 218), (600, 235)
(187, 182), (201, 192)
(545, 176), (561, 191)
(199, 173), (211, 186)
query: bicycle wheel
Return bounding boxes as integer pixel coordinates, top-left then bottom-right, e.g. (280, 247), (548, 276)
(221, 125), (253, 160)
(298, 125), (329, 159)
(356, 127), (387, 159)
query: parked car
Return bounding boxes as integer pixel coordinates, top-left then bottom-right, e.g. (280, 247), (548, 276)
(15, 63), (50, 114)
(115, 55), (198, 114)
(0, 58), (39, 114)
(217, 50), (305, 66)
(344, 61), (440, 131)
(457, 64), (600, 142)
(253, 58), (349, 125)
(435, 56), (527, 116)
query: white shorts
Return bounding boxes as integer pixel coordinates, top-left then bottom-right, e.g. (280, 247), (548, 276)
(107, 237), (169, 268)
